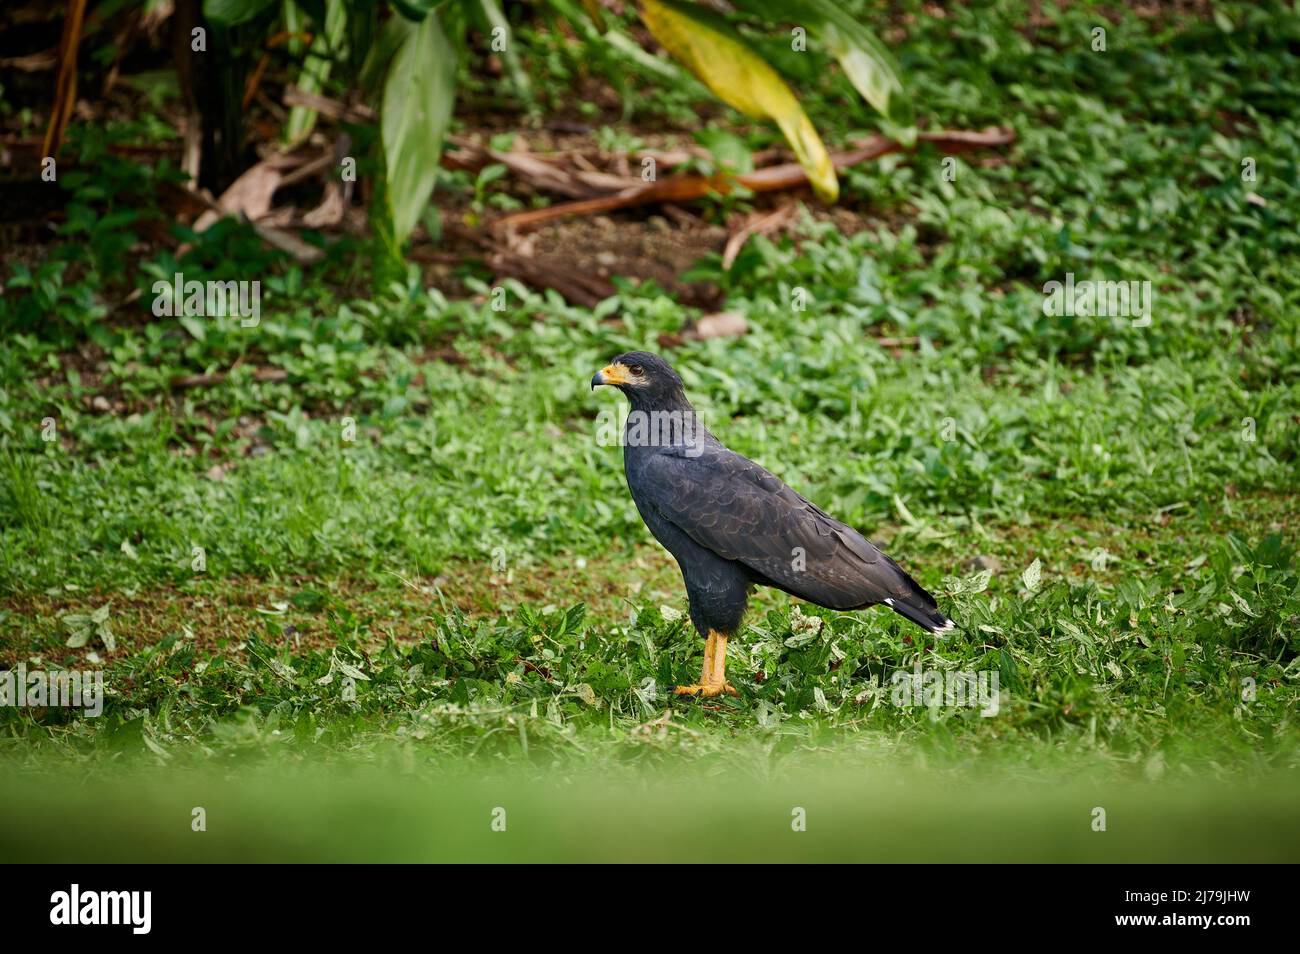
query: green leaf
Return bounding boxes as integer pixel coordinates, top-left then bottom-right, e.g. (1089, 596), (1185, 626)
(1228, 590), (1257, 618)
(475, 163), (509, 190)
(62, 613), (92, 648)
(62, 604), (114, 651)
(283, 0), (306, 56)
(336, 660), (370, 681)
(1021, 558), (1042, 592)
(767, 0), (913, 141)
(284, 0), (348, 146)
(381, 12), (457, 245)
(639, 0), (838, 202)
(477, 0), (531, 102)
(695, 129), (754, 174)
(730, 0), (912, 139)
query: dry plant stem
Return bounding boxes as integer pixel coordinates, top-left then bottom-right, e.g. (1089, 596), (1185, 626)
(493, 128), (1016, 231)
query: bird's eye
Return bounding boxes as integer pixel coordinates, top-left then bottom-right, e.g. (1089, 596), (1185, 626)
(630, 365), (644, 375)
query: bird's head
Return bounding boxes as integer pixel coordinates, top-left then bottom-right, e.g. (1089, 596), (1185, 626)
(591, 351), (688, 409)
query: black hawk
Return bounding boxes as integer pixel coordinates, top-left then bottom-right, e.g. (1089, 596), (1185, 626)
(592, 351), (953, 698)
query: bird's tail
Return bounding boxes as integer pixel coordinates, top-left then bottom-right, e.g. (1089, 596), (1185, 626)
(883, 596), (955, 635)
(871, 552), (955, 635)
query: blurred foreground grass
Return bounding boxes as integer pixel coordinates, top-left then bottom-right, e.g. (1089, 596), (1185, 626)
(4, 755), (1299, 862)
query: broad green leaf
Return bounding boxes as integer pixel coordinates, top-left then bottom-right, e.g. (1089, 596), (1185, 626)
(739, 0), (914, 142)
(284, 0), (347, 146)
(381, 12), (457, 244)
(814, 12), (914, 139)
(204, 0), (276, 25)
(639, 0), (837, 202)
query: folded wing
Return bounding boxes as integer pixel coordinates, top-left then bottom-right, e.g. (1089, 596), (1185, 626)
(637, 447), (941, 615)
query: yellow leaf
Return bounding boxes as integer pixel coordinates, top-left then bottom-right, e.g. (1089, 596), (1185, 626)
(640, 0), (838, 202)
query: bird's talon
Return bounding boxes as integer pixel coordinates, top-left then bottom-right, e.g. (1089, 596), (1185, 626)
(672, 682), (737, 699)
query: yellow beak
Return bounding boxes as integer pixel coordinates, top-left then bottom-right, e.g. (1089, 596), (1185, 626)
(591, 363), (631, 389)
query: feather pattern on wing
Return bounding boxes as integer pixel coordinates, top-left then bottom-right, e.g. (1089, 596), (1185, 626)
(628, 443), (941, 615)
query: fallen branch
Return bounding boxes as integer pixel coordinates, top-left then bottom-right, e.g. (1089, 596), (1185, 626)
(283, 85), (375, 123)
(493, 127), (1016, 232)
(443, 140), (640, 199)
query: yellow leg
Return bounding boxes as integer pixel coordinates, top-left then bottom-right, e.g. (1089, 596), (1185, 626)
(673, 629), (739, 698)
(709, 632), (732, 689)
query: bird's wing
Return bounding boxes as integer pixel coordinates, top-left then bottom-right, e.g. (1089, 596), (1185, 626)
(636, 447), (937, 612)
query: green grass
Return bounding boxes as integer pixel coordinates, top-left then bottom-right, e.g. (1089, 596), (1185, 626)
(1, 0), (1298, 860)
